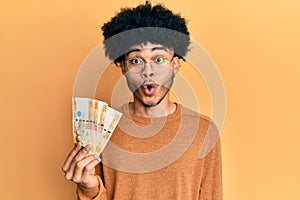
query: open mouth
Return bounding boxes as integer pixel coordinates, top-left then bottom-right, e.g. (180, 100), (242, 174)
(143, 82), (156, 95)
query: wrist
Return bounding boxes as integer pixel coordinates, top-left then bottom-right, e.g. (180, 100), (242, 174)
(77, 176), (100, 198)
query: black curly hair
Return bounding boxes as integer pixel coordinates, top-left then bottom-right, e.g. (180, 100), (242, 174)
(101, 1), (190, 64)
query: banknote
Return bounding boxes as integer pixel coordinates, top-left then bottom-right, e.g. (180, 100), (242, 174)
(72, 97), (122, 155)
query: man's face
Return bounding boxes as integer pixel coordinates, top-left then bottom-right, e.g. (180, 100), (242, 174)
(120, 42), (180, 107)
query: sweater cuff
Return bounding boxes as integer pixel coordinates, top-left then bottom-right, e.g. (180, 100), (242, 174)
(77, 176), (104, 199)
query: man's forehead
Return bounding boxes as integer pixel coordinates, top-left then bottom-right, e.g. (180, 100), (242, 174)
(125, 43), (171, 55)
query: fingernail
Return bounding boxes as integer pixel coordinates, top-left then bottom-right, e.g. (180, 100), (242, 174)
(76, 142), (82, 148)
(93, 154), (101, 162)
(85, 144), (91, 151)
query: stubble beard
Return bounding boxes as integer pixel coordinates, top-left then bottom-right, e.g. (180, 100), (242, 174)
(127, 72), (175, 108)
(134, 77), (174, 108)
(134, 87), (170, 108)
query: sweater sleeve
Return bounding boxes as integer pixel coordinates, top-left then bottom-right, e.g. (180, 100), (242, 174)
(199, 137), (223, 200)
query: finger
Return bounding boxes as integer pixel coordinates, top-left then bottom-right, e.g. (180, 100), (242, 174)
(81, 157), (102, 188)
(72, 154), (99, 183)
(83, 155), (101, 174)
(62, 142), (82, 173)
(65, 144), (91, 180)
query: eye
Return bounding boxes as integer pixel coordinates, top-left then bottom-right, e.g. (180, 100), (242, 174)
(130, 58), (143, 65)
(155, 56), (166, 64)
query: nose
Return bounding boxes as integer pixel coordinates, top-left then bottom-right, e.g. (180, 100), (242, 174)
(142, 62), (154, 78)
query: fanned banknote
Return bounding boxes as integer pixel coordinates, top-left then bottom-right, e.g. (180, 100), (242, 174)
(72, 97), (122, 155)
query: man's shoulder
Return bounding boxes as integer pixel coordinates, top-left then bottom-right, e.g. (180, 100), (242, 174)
(180, 105), (216, 127)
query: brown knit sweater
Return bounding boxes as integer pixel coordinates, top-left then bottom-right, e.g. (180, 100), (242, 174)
(77, 104), (222, 200)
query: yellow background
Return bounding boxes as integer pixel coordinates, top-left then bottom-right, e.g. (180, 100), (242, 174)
(1, 0), (299, 199)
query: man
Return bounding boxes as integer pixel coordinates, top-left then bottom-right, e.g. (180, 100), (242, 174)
(62, 2), (222, 199)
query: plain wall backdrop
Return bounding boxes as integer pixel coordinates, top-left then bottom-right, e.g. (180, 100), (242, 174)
(0, 0), (299, 199)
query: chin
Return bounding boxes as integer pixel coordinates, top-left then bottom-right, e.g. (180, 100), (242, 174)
(142, 96), (164, 107)
(141, 99), (156, 107)
(134, 89), (167, 107)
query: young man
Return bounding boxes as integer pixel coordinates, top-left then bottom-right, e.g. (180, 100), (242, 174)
(62, 2), (222, 199)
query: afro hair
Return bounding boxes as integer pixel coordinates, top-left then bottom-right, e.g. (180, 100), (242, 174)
(101, 1), (190, 64)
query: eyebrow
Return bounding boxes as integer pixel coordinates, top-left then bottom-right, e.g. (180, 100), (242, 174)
(125, 46), (168, 55)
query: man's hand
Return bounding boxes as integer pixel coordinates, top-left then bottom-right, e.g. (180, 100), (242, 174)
(62, 142), (101, 189)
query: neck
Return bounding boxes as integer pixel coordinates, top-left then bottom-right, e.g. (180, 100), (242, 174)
(129, 95), (176, 118)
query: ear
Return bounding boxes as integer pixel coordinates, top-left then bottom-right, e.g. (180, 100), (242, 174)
(172, 56), (180, 74)
(119, 61), (126, 75)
